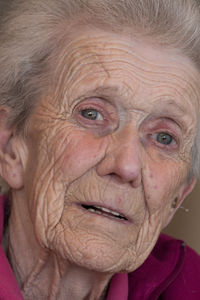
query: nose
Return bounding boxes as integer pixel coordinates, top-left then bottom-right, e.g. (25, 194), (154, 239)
(96, 126), (142, 188)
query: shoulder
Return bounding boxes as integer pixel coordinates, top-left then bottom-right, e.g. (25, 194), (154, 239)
(160, 234), (200, 299)
(128, 234), (200, 299)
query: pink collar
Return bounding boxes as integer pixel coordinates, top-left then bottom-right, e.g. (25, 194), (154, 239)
(106, 273), (128, 300)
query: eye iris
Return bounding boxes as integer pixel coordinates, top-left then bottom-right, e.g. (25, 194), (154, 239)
(157, 132), (173, 145)
(81, 109), (98, 120)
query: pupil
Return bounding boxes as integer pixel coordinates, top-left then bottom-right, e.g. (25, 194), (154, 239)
(81, 109), (98, 120)
(157, 133), (172, 145)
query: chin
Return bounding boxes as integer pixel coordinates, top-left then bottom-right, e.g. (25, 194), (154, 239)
(50, 232), (139, 274)
(69, 252), (136, 274)
(46, 213), (158, 275)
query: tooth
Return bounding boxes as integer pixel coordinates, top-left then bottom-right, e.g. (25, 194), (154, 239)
(95, 206), (103, 210)
(101, 207), (121, 217)
(101, 207), (112, 213)
(111, 211), (121, 217)
(96, 206), (123, 217)
(88, 205), (126, 219)
(88, 209), (96, 213)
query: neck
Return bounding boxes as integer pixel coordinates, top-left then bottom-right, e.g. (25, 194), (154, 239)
(7, 191), (112, 300)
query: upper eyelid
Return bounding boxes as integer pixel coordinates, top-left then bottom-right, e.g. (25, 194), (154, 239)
(72, 96), (107, 108)
(73, 99), (107, 112)
(73, 98), (119, 120)
(141, 116), (182, 132)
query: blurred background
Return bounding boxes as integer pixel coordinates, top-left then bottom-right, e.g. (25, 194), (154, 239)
(163, 181), (200, 254)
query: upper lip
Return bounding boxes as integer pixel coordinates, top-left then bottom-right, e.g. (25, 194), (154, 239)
(79, 202), (130, 222)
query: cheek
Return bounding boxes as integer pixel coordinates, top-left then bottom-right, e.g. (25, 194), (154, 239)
(143, 159), (187, 213)
(59, 132), (107, 181)
(25, 131), (108, 246)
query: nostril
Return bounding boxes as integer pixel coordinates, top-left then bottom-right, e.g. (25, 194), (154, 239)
(108, 166), (142, 187)
(108, 172), (129, 184)
(109, 173), (116, 176)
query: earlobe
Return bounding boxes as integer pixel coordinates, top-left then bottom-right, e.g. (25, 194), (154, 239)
(0, 147), (24, 190)
(0, 108), (24, 190)
(176, 177), (196, 208)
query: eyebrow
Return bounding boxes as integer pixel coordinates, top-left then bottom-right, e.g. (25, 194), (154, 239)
(152, 99), (188, 115)
(77, 87), (188, 116)
(71, 84), (192, 125)
(78, 86), (126, 100)
(148, 99), (194, 133)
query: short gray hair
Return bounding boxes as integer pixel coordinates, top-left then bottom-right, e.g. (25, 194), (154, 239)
(0, 0), (200, 177)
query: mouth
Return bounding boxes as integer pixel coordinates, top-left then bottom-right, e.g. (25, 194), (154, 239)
(81, 204), (128, 221)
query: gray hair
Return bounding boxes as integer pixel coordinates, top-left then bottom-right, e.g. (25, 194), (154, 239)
(0, 0), (200, 178)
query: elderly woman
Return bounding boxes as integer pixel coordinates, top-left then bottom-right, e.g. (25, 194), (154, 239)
(0, 0), (200, 299)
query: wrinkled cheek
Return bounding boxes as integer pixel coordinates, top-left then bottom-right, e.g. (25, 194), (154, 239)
(143, 164), (186, 213)
(26, 135), (107, 248)
(24, 162), (67, 248)
(29, 183), (66, 249)
(60, 136), (106, 182)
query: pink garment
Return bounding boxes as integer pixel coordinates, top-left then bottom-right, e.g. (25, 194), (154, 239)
(107, 234), (200, 299)
(1, 195), (200, 300)
(0, 196), (23, 300)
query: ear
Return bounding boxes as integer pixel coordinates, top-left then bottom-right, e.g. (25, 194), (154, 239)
(0, 108), (24, 190)
(163, 177), (196, 228)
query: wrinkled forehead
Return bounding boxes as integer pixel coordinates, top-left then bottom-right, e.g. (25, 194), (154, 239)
(51, 28), (200, 117)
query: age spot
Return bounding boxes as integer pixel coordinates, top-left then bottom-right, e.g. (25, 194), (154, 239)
(117, 197), (123, 205)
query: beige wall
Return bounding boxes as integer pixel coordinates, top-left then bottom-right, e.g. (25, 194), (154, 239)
(163, 181), (200, 254)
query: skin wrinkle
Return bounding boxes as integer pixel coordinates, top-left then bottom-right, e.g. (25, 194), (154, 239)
(61, 206), (142, 262)
(53, 34), (200, 103)
(7, 29), (200, 299)
(55, 34), (180, 69)
(50, 257), (60, 299)
(55, 50), (114, 101)
(26, 155), (64, 246)
(55, 72), (198, 144)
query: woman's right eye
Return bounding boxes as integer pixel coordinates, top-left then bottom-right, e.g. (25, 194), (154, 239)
(72, 98), (119, 135)
(81, 109), (103, 121)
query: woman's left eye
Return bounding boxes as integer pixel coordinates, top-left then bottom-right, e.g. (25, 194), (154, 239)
(81, 109), (103, 121)
(156, 132), (174, 145)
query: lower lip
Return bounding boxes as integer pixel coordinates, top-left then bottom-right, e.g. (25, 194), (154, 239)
(78, 204), (130, 224)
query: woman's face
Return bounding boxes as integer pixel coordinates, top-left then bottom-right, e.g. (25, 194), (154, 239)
(18, 29), (199, 273)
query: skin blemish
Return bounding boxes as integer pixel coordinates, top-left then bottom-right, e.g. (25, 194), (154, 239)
(116, 197), (123, 206)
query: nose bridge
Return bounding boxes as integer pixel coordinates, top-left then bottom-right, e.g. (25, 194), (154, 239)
(115, 125), (142, 170)
(97, 124), (143, 187)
